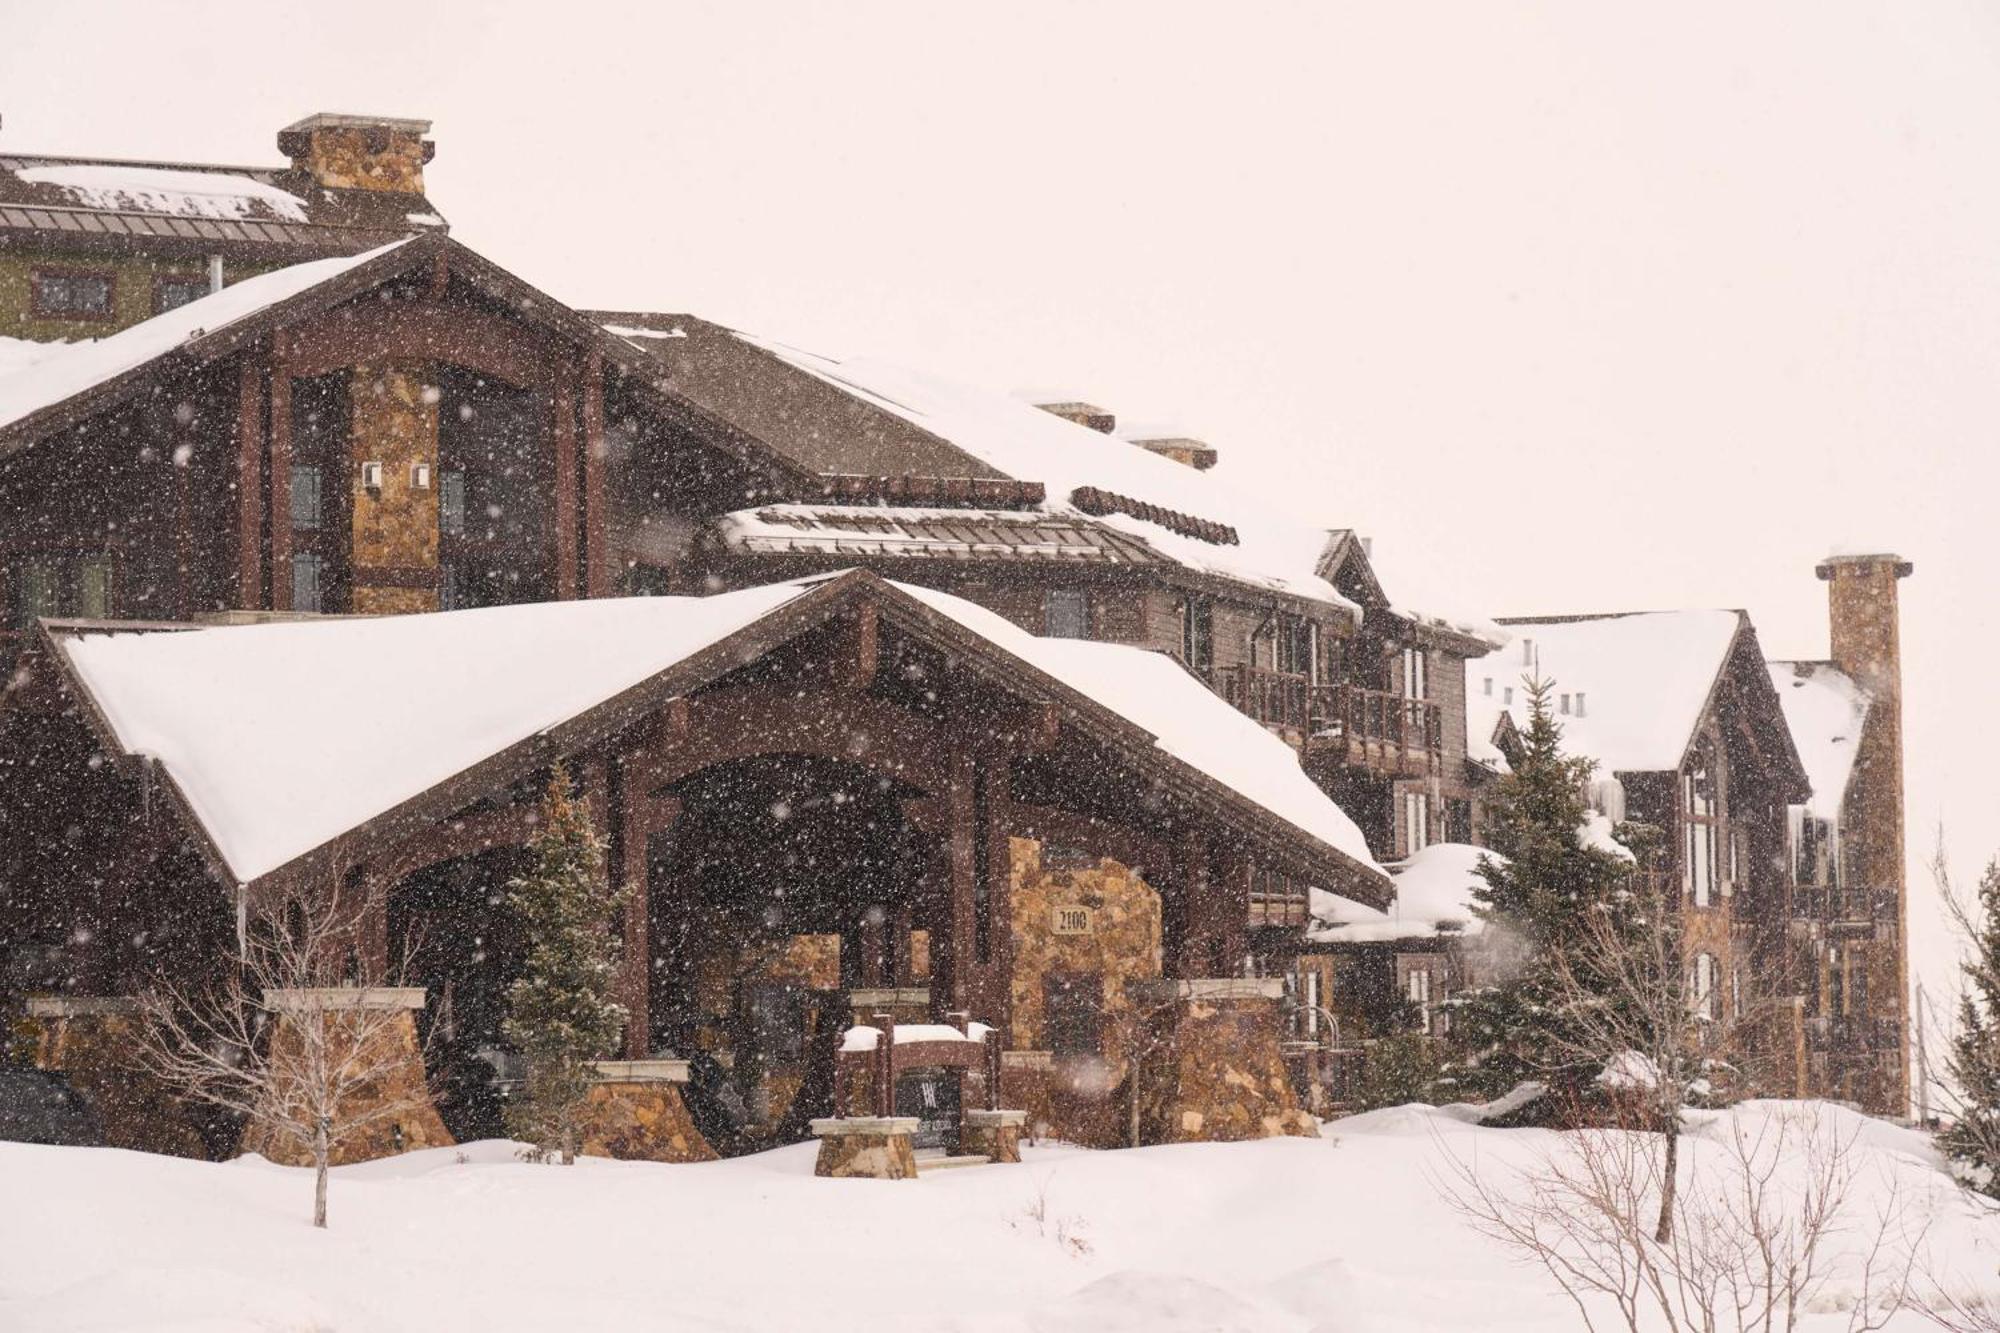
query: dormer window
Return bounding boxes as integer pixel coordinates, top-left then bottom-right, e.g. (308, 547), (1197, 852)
(1401, 647), (1428, 700)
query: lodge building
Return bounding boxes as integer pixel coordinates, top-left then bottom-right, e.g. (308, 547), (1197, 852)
(0, 113), (1915, 1169)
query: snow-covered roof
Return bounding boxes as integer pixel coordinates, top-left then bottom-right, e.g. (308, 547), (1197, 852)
(1307, 843), (1498, 944)
(57, 573), (1383, 890)
(1767, 661), (1870, 813)
(732, 332), (1360, 617)
(0, 242), (407, 437)
(896, 582), (1380, 876)
(1359, 536), (1508, 649)
(1464, 610), (1744, 775)
(14, 163), (310, 223)
(714, 505), (1164, 566)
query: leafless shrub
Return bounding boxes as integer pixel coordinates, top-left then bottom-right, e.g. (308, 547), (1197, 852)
(135, 886), (436, 1228)
(1013, 1170), (1094, 1259)
(1438, 1104), (1928, 1333)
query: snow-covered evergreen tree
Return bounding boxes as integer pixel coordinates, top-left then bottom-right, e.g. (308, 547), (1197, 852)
(1941, 858), (2000, 1194)
(502, 765), (626, 1164)
(1436, 677), (1642, 1114)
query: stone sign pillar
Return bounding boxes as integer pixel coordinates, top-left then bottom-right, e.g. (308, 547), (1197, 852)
(579, 1059), (717, 1163)
(809, 1115), (921, 1179)
(24, 996), (206, 1157)
(1132, 978), (1318, 1143)
(238, 987), (452, 1166)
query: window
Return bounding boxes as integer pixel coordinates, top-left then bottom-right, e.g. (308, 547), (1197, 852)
(1276, 615), (1314, 677)
(1181, 595), (1213, 671)
(1044, 588), (1090, 639)
(10, 556), (113, 629)
(1406, 964), (1435, 1033)
(292, 552), (324, 613)
(1043, 973), (1103, 1057)
(1682, 740), (1719, 907)
(1793, 812), (1840, 888)
(31, 270), (113, 320)
(153, 276), (208, 314)
(1403, 791), (1431, 857)
(75, 557), (111, 619)
(11, 560), (58, 630)
(1691, 952), (1718, 1021)
(290, 465), (324, 531)
(440, 562), (460, 612)
(1401, 647), (1428, 700)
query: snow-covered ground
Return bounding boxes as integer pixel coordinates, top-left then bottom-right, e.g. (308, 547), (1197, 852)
(1, 1102), (1994, 1333)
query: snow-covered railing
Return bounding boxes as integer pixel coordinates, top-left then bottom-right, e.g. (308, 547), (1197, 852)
(832, 1011), (1003, 1118)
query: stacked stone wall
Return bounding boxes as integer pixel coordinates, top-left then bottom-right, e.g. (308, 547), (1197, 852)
(578, 1080), (717, 1163)
(27, 1003), (206, 1158)
(300, 127), (429, 193)
(1137, 987), (1318, 1143)
(1006, 837), (1162, 1146)
(238, 1006), (452, 1166)
(349, 362), (440, 615)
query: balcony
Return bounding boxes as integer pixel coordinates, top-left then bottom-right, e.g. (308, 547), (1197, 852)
(1791, 885), (1898, 935)
(1206, 666), (1442, 777)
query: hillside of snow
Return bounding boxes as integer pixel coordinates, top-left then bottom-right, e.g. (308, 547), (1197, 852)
(0, 1101), (1993, 1333)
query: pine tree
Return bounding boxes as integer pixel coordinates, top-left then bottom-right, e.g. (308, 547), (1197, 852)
(1941, 859), (2000, 1194)
(1436, 677), (1644, 1114)
(502, 765), (627, 1164)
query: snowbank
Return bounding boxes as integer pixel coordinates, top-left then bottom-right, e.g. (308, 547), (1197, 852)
(0, 1101), (1977, 1333)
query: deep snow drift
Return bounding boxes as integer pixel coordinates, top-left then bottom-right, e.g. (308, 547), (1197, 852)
(0, 1102), (1992, 1333)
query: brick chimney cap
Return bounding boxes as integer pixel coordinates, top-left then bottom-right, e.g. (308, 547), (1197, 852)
(281, 112), (433, 136)
(1815, 552), (1913, 581)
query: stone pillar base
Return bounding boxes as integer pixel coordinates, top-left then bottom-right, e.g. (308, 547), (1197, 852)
(809, 1116), (919, 1179)
(238, 987), (452, 1166)
(962, 1108), (1027, 1163)
(25, 997), (206, 1158)
(1132, 979), (1319, 1144)
(579, 1060), (717, 1163)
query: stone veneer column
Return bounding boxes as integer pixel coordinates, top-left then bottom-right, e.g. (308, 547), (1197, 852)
(809, 1116), (920, 1179)
(961, 1108), (1027, 1163)
(1132, 978), (1318, 1143)
(24, 996), (207, 1157)
(349, 362), (441, 615)
(578, 1059), (717, 1163)
(237, 987), (452, 1166)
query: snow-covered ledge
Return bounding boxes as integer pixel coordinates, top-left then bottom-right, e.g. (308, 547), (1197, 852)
(1132, 978), (1285, 1003)
(261, 986), (426, 1012)
(810, 1116), (919, 1136)
(963, 1109), (1027, 1128)
(589, 1059), (690, 1084)
(26, 995), (140, 1017)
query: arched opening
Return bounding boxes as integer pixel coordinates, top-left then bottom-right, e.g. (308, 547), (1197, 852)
(387, 845), (533, 1142)
(652, 753), (933, 1153)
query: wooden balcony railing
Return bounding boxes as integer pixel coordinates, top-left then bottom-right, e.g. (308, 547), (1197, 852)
(1791, 885), (1898, 926)
(1205, 666), (1443, 770)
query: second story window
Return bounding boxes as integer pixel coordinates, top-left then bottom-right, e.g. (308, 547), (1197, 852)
(1683, 740), (1719, 907)
(1403, 790), (1431, 857)
(10, 555), (113, 629)
(1044, 588), (1090, 639)
(1182, 595), (1214, 671)
(1401, 646), (1428, 699)
(31, 269), (114, 321)
(154, 276), (208, 314)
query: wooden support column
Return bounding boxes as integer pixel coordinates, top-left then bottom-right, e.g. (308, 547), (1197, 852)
(617, 755), (677, 1060)
(267, 346), (293, 611)
(581, 349), (608, 598)
(234, 355), (266, 609)
(551, 369), (579, 599)
(1170, 825), (1210, 979)
(1218, 851), (1251, 978)
(170, 420), (193, 620)
(941, 749), (978, 1014)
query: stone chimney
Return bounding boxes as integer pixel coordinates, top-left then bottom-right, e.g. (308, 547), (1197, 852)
(278, 113), (434, 193)
(1033, 401), (1117, 434)
(1120, 430), (1218, 472)
(1814, 550), (1912, 1107)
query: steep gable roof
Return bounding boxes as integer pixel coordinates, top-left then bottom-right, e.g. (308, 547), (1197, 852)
(1767, 660), (1870, 812)
(1467, 609), (1805, 793)
(46, 571), (1388, 904)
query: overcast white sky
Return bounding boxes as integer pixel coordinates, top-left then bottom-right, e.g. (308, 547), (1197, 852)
(3, 1), (1994, 1038)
